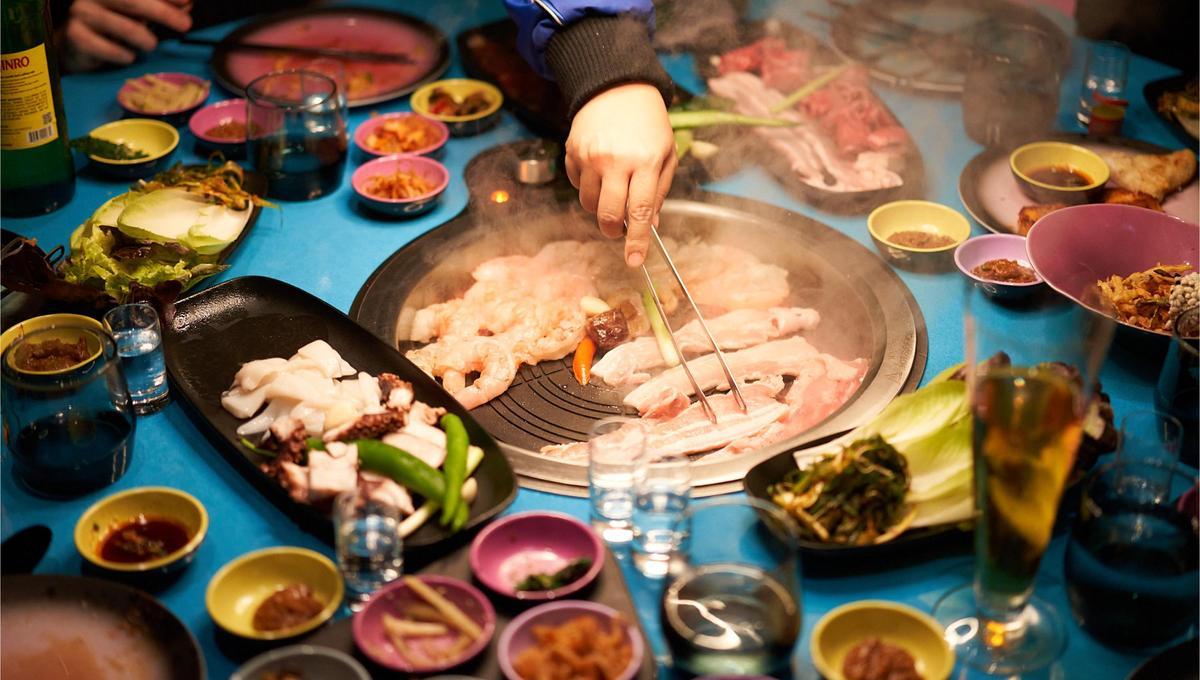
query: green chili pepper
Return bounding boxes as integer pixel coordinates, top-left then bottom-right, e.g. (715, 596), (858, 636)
(440, 414), (469, 526)
(667, 110), (796, 130)
(354, 440), (445, 502)
(306, 437), (325, 451)
(240, 437), (276, 458)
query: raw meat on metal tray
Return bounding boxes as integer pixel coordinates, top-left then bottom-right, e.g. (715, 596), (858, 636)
(591, 306), (821, 386)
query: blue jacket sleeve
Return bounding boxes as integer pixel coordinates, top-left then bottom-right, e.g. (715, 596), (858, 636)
(503, 0), (655, 79)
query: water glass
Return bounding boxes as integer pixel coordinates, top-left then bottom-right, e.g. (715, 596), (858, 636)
(246, 69), (348, 201)
(103, 302), (168, 414)
(334, 488), (403, 611)
(632, 451), (690, 578)
(1076, 41), (1130, 125)
(1, 325), (135, 496)
(588, 417), (647, 544)
(1156, 306), (1198, 467)
(661, 497), (802, 676)
(962, 24), (1062, 147)
(1065, 459), (1198, 649)
(1116, 410), (1183, 502)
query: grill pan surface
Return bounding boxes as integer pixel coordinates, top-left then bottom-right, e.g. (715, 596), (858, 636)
(351, 146), (926, 495)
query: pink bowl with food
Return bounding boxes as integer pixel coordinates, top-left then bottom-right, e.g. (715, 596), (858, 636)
(497, 600), (643, 680)
(469, 511), (603, 601)
(189, 98), (249, 145)
(354, 112), (449, 159)
(1026, 203), (1199, 336)
(118, 72), (211, 123)
(351, 154), (449, 217)
(352, 575), (495, 674)
(954, 233), (1044, 300)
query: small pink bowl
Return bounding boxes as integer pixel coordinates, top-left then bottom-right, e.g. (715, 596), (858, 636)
(469, 511), (603, 601)
(954, 233), (1044, 300)
(354, 112), (449, 158)
(497, 601), (643, 680)
(352, 576), (495, 674)
(189, 98), (249, 145)
(118, 72), (210, 122)
(352, 154), (449, 218)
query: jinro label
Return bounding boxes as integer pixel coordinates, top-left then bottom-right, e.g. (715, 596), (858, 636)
(1, 44), (59, 150)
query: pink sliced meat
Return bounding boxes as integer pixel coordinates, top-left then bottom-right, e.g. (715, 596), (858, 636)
(645, 382), (790, 459)
(624, 336), (825, 414)
(761, 42), (810, 92)
(591, 307), (821, 387)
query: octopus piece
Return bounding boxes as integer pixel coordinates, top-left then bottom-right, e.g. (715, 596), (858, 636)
(323, 409), (407, 442)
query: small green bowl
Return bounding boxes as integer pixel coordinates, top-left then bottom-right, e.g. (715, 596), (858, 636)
(1009, 141), (1110, 205)
(411, 79), (503, 137)
(206, 547), (343, 640)
(74, 486), (208, 575)
(86, 118), (179, 179)
(811, 600), (954, 680)
(867, 200), (971, 272)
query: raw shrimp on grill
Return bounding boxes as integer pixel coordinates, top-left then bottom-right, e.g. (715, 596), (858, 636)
(407, 337), (518, 411)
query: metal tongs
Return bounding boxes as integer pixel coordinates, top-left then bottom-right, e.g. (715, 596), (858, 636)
(640, 226), (747, 424)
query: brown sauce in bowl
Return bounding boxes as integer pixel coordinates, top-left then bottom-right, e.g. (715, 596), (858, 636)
(887, 230), (955, 249)
(98, 515), (190, 563)
(972, 258), (1039, 283)
(13, 337), (91, 372)
(252, 584), (325, 632)
(843, 637), (921, 680)
(1028, 164), (1092, 187)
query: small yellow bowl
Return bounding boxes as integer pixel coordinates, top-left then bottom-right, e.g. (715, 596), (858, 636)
(411, 79), (503, 136)
(867, 200), (970, 272)
(811, 600), (954, 680)
(206, 547), (343, 640)
(86, 118), (179, 178)
(74, 486), (208, 574)
(1009, 141), (1110, 205)
(1, 314), (106, 376)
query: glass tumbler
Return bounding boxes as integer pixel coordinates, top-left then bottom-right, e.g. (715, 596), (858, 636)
(1076, 41), (1130, 125)
(660, 496), (802, 676)
(334, 488), (403, 611)
(1115, 410), (1183, 502)
(1065, 459), (1198, 649)
(1156, 306), (1198, 468)
(963, 24), (1062, 147)
(246, 69), (348, 201)
(1, 325), (135, 496)
(588, 417), (647, 544)
(104, 302), (169, 414)
(632, 451), (690, 578)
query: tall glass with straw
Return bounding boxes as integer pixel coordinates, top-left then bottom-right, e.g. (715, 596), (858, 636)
(933, 284), (1115, 675)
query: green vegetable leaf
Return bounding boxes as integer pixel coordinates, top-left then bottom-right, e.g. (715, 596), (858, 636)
(903, 415), (973, 503)
(515, 558), (593, 592)
(851, 380), (969, 448)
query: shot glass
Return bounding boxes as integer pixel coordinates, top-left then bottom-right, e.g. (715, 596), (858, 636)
(632, 451), (690, 578)
(1077, 41), (1130, 125)
(103, 302), (168, 415)
(334, 488), (403, 611)
(587, 417), (647, 544)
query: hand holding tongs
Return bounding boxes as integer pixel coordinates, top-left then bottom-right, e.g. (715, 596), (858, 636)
(639, 225), (747, 424)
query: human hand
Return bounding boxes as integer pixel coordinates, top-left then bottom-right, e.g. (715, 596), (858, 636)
(63, 0), (193, 71)
(564, 82), (676, 268)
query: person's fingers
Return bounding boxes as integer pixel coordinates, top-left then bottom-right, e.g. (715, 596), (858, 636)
(74, 1), (159, 51)
(107, 0), (192, 33)
(653, 151), (677, 216)
(564, 153), (581, 189)
(578, 168), (602, 215)
(596, 172), (630, 241)
(624, 166), (658, 268)
(66, 20), (136, 65)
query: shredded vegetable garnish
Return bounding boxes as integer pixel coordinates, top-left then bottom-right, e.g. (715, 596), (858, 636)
(135, 160), (268, 211)
(1096, 264), (1195, 332)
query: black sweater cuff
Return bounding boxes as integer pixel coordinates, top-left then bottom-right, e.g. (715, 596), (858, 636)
(546, 15), (673, 120)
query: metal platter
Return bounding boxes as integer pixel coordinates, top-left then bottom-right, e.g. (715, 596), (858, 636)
(351, 143), (926, 496)
(829, 0), (1068, 95)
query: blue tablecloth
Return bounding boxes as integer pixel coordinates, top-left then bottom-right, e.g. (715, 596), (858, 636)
(2, 1), (1191, 678)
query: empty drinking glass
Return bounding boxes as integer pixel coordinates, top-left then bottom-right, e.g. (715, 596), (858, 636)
(103, 302), (168, 414)
(1116, 410), (1183, 502)
(1077, 41), (1130, 125)
(588, 417), (647, 544)
(632, 451), (690, 578)
(962, 24), (1062, 147)
(334, 488), (403, 610)
(246, 69), (348, 201)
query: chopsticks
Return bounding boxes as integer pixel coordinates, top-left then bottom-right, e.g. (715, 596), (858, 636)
(640, 225), (748, 424)
(178, 37), (415, 64)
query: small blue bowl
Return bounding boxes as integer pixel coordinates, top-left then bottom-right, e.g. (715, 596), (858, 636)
(352, 154), (449, 218)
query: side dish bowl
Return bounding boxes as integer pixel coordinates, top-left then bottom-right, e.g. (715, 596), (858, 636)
(74, 486), (207, 575)
(1026, 203), (1200, 338)
(469, 511), (603, 601)
(232, 644), (370, 680)
(354, 112), (449, 159)
(1009, 141), (1109, 205)
(811, 600), (953, 680)
(867, 200), (970, 272)
(954, 233), (1044, 300)
(352, 154), (449, 217)
(206, 547), (342, 640)
(188, 98), (249, 156)
(0, 313), (104, 364)
(411, 79), (503, 136)
(497, 600), (642, 680)
(85, 118), (179, 179)
(118, 71), (210, 124)
(353, 575), (495, 674)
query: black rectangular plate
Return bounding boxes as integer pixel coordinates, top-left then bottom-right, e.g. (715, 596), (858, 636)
(302, 543), (657, 679)
(163, 276), (518, 557)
